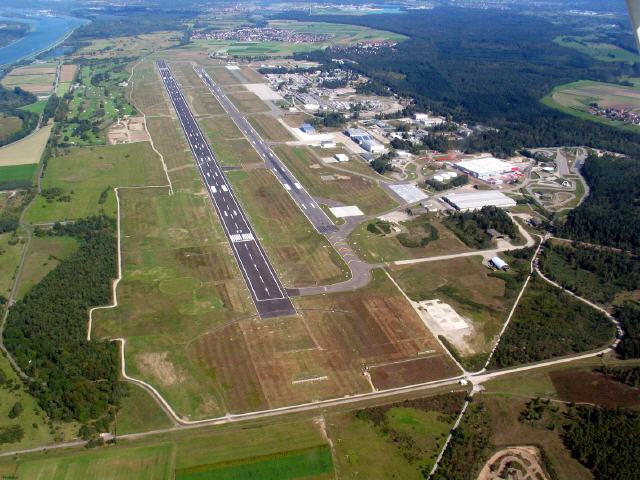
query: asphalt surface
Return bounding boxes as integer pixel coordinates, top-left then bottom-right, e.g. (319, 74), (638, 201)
(193, 65), (338, 235)
(157, 60), (295, 319)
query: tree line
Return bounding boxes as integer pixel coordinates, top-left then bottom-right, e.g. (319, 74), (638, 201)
(444, 206), (519, 249)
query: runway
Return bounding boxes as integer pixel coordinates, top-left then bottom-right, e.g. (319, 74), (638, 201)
(193, 65), (338, 234)
(156, 60), (295, 319)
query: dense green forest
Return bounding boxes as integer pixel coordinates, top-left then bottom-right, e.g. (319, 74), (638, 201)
(539, 242), (640, 305)
(432, 402), (492, 480)
(0, 85), (38, 147)
(557, 154), (640, 252)
(616, 301), (640, 359)
(444, 206), (519, 249)
(489, 275), (614, 369)
(599, 366), (640, 387)
(563, 406), (640, 480)
(3, 216), (126, 427)
(287, 8), (640, 157)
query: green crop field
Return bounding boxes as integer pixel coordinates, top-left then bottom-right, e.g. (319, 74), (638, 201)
(176, 446), (334, 479)
(0, 164), (37, 190)
(25, 142), (166, 224)
(274, 145), (396, 215)
(348, 215), (471, 263)
(228, 169), (349, 287)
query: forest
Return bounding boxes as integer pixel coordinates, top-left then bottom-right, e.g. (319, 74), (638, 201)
(489, 275), (615, 369)
(556, 154), (640, 252)
(287, 7), (640, 158)
(2, 216), (126, 427)
(539, 242), (640, 305)
(563, 406), (640, 480)
(444, 206), (519, 249)
(616, 301), (640, 360)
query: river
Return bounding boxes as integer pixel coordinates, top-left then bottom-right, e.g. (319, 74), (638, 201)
(0, 13), (87, 68)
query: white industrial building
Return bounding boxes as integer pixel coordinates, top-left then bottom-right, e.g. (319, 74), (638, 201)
(361, 140), (385, 154)
(454, 157), (515, 180)
(414, 113), (446, 127)
(442, 190), (516, 211)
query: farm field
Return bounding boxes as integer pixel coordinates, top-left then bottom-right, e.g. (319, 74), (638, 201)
(0, 164), (37, 190)
(248, 114), (294, 142)
(542, 80), (640, 131)
(273, 144), (397, 215)
(348, 215), (472, 263)
(24, 142), (166, 224)
(0, 123), (52, 166)
(0, 418), (331, 479)
(0, 115), (22, 142)
(15, 235), (78, 299)
(227, 169), (349, 287)
(1, 63), (56, 95)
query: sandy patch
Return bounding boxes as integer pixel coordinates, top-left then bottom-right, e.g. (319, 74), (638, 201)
(108, 116), (150, 145)
(478, 446), (549, 480)
(415, 299), (477, 356)
(136, 352), (179, 387)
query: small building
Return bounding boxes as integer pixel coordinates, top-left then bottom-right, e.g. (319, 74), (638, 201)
(300, 123), (316, 135)
(334, 153), (349, 162)
(321, 140), (336, 148)
(490, 256), (510, 271)
(486, 228), (504, 239)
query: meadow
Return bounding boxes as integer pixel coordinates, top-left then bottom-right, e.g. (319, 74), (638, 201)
(0, 123), (52, 167)
(274, 145), (396, 215)
(25, 142), (166, 224)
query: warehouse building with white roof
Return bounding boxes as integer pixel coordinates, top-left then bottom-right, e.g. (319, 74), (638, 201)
(454, 157), (516, 180)
(442, 190), (516, 212)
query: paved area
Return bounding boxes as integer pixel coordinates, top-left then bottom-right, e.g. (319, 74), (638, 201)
(157, 60), (295, 318)
(194, 65), (338, 234)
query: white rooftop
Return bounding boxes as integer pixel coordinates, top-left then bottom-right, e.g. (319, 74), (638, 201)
(329, 206), (364, 218)
(443, 190), (516, 211)
(455, 157), (513, 176)
(389, 184), (428, 203)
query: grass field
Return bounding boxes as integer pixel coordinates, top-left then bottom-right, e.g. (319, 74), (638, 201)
(25, 142), (166, 224)
(227, 88), (271, 114)
(0, 232), (24, 298)
(542, 80), (640, 131)
(0, 115), (22, 142)
(170, 62), (228, 117)
(0, 164), (37, 190)
(248, 114), (294, 142)
(0, 124), (52, 167)
(18, 99), (47, 115)
(199, 117), (263, 167)
(554, 35), (638, 64)
(116, 384), (173, 435)
(93, 187), (254, 419)
(274, 145), (396, 215)
(127, 59), (172, 117)
(228, 169), (349, 287)
(15, 235), (78, 299)
(348, 215), (471, 263)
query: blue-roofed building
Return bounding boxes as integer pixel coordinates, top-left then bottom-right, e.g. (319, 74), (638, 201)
(300, 123), (316, 134)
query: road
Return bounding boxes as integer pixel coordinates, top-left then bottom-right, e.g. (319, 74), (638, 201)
(156, 60), (295, 319)
(193, 65), (338, 235)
